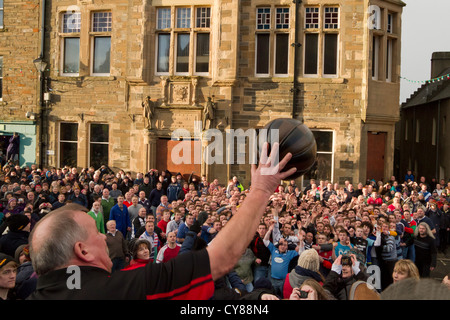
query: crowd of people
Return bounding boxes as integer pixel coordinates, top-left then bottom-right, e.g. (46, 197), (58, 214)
(1, 157), (450, 300)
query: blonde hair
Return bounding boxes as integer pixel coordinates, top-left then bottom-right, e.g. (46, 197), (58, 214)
(299, 279), (330, 300)
(414, 222), (435, 239)
(393, 259), (420, 280)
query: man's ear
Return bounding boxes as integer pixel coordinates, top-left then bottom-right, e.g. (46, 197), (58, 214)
(73, 241), (96, 263)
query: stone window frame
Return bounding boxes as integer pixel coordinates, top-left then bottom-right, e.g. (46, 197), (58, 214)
(0, 0), (3, 29)
(60, 11), (81, 76)
(155, 5), (212, 77)
(58, 122), (79, 168)
(371, 34), (381, 80)
(88, 122), (110, 168)
(387, 12), (393, 34)
(301, 129), (335, 188)
(303, 5), (340, 78)
(254, 6), (292, 78)
(90, 11), (112, 76)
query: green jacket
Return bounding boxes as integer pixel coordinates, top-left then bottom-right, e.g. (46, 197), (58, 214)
(87, 210), (105, 234)
(101, 197), (115, 224)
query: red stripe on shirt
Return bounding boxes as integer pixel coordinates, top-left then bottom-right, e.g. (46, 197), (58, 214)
(146, 274), (214, 300)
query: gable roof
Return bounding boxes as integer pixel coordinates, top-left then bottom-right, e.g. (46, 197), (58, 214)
(401, 67), (450, 108)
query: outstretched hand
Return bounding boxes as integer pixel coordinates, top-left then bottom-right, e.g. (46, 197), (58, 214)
(250, 142), (297, 197)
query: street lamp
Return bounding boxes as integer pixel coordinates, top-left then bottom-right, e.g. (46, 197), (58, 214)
(33, 57), (48, 73)
(33, 56), (48, 168)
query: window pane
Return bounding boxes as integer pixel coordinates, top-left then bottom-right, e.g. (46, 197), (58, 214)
(304, 33), (318, 74)
(303, 153), (332, 182)
(276, 7), (289, 29)
(60, 142), (78, 167)
(62, 12), (81, 33)
(305, 7), (319, 29)
(157, 8), (171, 29)
(60, 122), (78, 168)
(93, 36), (111, 74)
(92, 12), (112, 32)
(90, 124), (109, 143)
(257, 8), (271, 30)
(324, 33), (338, 75)
(313, 131), (333, 152)
(256, 33), (270, 74)
(90, 143), (108, 169)
(177, 8), (191, 28)
(176, 33), (190, 73)
(324, 7), (339, 29)
(0, 11), (3, 27)
(63, 38), (80, 73)
(196, 33), (209, 73)
(196, 7), (211, 28)
(157, 33), (170, 73)
(60, 123), (78, 142)
(275, 33), (289, 74)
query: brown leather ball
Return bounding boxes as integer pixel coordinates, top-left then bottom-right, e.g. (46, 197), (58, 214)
(259, 118), (317, 180)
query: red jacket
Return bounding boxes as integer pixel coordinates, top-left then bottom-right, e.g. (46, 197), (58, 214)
(122, 258), (150, 271)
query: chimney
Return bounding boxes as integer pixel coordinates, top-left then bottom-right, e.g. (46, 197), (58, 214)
(431, 52), (450, 79)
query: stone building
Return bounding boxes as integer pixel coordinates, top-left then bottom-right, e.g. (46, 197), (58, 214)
(0, 0), (41, 166)
(397, 52), (450, 183)
(1, 0), (405, 187)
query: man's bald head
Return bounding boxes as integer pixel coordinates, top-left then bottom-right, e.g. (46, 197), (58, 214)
(29, 203), (90, 276)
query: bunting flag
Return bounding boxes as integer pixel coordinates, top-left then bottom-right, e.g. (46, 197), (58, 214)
(400, 73), (450, 84)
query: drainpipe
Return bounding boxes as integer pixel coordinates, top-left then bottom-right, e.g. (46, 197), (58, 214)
(292, 0), (302, 120)
(39, 0), (46, 168)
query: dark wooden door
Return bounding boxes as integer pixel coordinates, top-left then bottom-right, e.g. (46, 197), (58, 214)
(366, 132), (386, 182)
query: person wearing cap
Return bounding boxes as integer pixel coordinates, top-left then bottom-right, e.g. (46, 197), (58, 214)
(0, 253), (18, 300)
(0, 214), (30, 257)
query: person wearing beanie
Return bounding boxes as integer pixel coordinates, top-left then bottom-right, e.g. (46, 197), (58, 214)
(3, 197), (25, 216)
(14, 244), (37, 299)
(282, 248), (325, 299)
(0, 214), (30, 257)
(0, 253), (18, 300)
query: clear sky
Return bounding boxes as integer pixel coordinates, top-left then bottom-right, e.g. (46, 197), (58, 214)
(400, 0), (450, 104)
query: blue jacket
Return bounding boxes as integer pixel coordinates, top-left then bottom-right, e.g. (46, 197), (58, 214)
(167, 183), (182, 203)
(109, 204), (131, 236)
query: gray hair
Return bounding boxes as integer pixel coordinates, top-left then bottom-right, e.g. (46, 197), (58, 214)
(29, 204), (89, 276)
(414, 222), (435, 239)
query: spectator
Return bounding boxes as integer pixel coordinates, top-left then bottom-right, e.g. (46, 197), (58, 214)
(105, 220), (129, 272)
(109, 195), (131, 240)
(156, 231), (181, 264)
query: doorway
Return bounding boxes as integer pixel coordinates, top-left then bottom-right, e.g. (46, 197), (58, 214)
(366, 131), (386, 182)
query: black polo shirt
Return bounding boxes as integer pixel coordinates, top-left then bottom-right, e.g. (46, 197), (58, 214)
(28, 249), (213, 300)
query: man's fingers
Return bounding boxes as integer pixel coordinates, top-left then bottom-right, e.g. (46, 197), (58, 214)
(259, 142), (269, 165)
(277, 151), (292, 171)
(279, 167), (297, 181)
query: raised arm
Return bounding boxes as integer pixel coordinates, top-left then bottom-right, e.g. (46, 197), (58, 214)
(206, 142), (296, 281)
